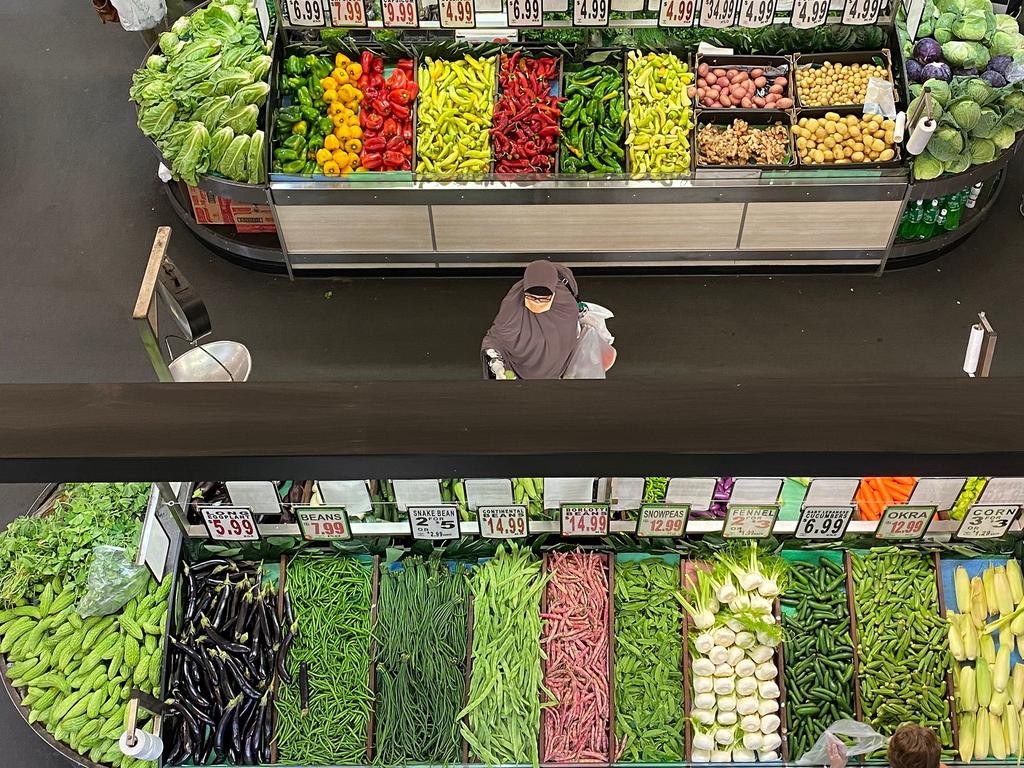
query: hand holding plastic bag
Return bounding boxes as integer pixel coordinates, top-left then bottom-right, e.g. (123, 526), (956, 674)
(77, 545), (150, 617)
(109, 0), (167, 31)
(796, 720), (887, 766)
(563, 302), (617, 379)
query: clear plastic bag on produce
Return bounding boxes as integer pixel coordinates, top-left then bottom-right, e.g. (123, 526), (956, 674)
(796, 720), (887, 766)
(109, 0), (166, 31)
(77, 545), (150, 617)
(564, 303), (616, 379)
(863, 77), (897, 120)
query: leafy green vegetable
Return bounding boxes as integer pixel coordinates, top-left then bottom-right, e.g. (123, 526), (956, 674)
(219, 134), (250, 180)
(969, 136), (998, 163)
(246, 129), (265, 184)
(949, 97), (983, 131)
(190, 94), (231, 132)
(944, 150), (973, 173)
(172, 121), (210, 186)
(992, 123), (1017, 148)
(971, 106), (1002, 138)
(208, 126), (235, 169)
(220, 103), (259, 135)
(137, 102), (177, 139)
(914, 151), (945, 179)
(942, 40), (990, 69)
(146, 54), (167, 72)
(962, 77), (996, 106)
(229, 81), (270, 108)
(924, 78), (952, 106)
(952, 9), (990, 41)
(928, 124), (965, 161)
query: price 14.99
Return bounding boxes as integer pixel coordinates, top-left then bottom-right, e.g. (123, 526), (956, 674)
(507, 0), (542, 26)
(382, 0), (419, 26)
(659, 0), (695, 27)
(478, 506), (528, 539)
(287, 0), (327, 25)
(440, 0), (475, 27)
(574, 0), (609, 26)
(561, 504), (610, 536)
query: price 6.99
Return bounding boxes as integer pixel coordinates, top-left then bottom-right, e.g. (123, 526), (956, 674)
(290, 0), (325, 23)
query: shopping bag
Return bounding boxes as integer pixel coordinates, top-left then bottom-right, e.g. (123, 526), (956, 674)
(110, 0), (166, 30)
(796, 720), (887, 766)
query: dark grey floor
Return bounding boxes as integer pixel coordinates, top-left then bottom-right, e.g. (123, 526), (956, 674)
(3, 0), (1024, 763)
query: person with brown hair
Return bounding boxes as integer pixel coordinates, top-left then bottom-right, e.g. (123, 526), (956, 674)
(828, 725), (942, 768)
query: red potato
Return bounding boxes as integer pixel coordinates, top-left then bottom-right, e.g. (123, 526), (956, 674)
(713, 68), (727, 78)
(769, 84), (784, 94)
(754, 76), (767, 88)
(733, 71), (749, 83)
(753, 95), (766, 107)
(774, 76), (787, 86)
(688, 85), (698, 98)
(750, 68), (764, 78)
(697, 78), (707, 88)
(716, 76), (730, 88)
(703, 97), (717, 107)
(741, 96), (753, 108)
(730, 84), (746, 99)
(708, 86), (720, 98)
(720, 93), (732, 106)
(697, 62), (709, 77)
(745, 80), (756, 94)
(776, 97), (794, 108)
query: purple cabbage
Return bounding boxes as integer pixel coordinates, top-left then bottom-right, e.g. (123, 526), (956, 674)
(953, 67), (980, 76)
(923, 61), (953, 81)
(914, 37), (944, 64)
(988, 55), (1013, 75)
(982, 69), (1008, 87)
(907, 59), (926, 83)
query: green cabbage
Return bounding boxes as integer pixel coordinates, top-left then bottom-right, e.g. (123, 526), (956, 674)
(137, 102), (177, 139)
(949, 98), (983, 131)
(971, 106), (1002, 137)
(961, 77), (996, 106)
(944, 150), (973, 173)
(934, 11), (957, 31)
(218, 135), (250, 181)
(989, 31), (1024, 57)
(991, 123), (1017, 148)
(942, 40), (990, 69)
(1001, 91), (1024, 112)
(952, 9), (990, 41)
(913, 151), (945, 180)
(909, 95), (944, 122)
(924, 78), (952, 106)
(171, 122), (210, 186)
(211, 68), (255, 97)
(934, 26), (954, 43)
(995, 13), (1019, 33)
(1000, 110), (1024, 130)
(208, 126), (235, 170)
(219, 104), (259, 135)
(928, 124), (965, 161)
(969, 136), (997, 163)
(229, 82), (270, 108)
(246, 130), (265, 185)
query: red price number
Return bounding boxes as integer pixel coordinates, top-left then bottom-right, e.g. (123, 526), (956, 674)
(382, 0), (418, 26)
(479, 506), (529, 539)
(507, 0), (542, 26)
(877, 505), (934, 540)
(441, 0), (475, 26)
(330, 0), (367, 25)
(890, 519), (924, 535)
(659, 0), (695, 26)
(560, 504), (609, 536)
(201, 507), (260, 541)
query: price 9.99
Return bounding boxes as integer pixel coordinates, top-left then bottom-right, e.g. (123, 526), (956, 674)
(382, 0), (418, 26)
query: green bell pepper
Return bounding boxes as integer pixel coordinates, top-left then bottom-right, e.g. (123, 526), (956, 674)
(312, 58), (333, 80)
(277, 106), (303, 124)
(300, 106), (320, 124)
(302, 161), (319, 175)
(283, 134), (307, 153)
(274, 148), (301, 162)
(308, 75), (324, 101)
(317, 117), (333, 135)
(296, 87), (313, 108)
(284, 56), (306, 76)
(282, 159), (306, 173)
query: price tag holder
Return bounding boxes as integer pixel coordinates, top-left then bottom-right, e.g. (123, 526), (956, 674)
(795, 505), (854, 540)
(478, 505), (529, 539)
(789, 0), (829, 28)
(723, 504), (779, 539)
(294, 506), (352, 541)
(610, 478), (645, 512)
(738, 0), (776, 26)
(330, 0), (368, 25)
(465, 479), (514, 510)
(381, 0), (419, 26)
(699, 0), (739, 28)
(561, 503), (610, 536)
(804, 478), (859, 506)
(200, 506), (260, 542)
(980, 477), (1024, 504)
(659, 0), (696, 26)
(440, 0), (476, 27)
(956, 504), (1021, 540)
(507, 0), (543, 26)
(284, 0), (329, 25)
(408, 505), (461, 540)
(637, 504), (690, 537)
(842, 0), (881, 25)
(666, 477), (717, 510)
(876, 504), (935, 540)
(573, 0), (609, 27)
(910, 477), (966, 512)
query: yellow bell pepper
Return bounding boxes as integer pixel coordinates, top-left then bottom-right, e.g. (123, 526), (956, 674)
(331, 113), (349, 129)
(327, 102), (345, 117)
(333, 149), (352, 168)
(345, 63), (363, 80)
(323, 160), (341, 176)
(316, 148), (333, 165)
(347, 152), (360, 168)
(324, 134), (341, 151)
(346, 115), (360, 127)
(351, 88), (364, 102)
(344, 100), (359, 112)
(334, 124), (351, 140)
(332, 69), (350, 86)
(320, 77), (337, 92)
(335, 53), (351, 68)
(323, 89), (338, 104)
(345, 138), (363, 153)
(348, 125), (363, 139)
(354, 166), (368, 172)
(337, 84), (357, 102)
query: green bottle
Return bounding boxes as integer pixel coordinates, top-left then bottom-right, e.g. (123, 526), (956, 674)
(944, 192), (963, 230)
(919, 198), (940, 239)
(906, 199), (924, 240)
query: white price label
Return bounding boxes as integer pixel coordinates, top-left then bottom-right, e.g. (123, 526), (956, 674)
(478, 505), (529, 539)
(381, 0), (419, 26)
(409, 505), (461, 540)
(795, 505), (854, 540)
(200, 507), (260, 541)
(637, 504), (690, 537)
(956, 505), (1020, 540)
(507, 0), (543, 24)
(560, 504), (610, 536)
(465, 479), (514, 510)
(610, 478), (645, 511)
(723, 504), (779, 538)
(904, 0), (925, 38)
(573, 0), (609, 26)
(699, 0), (739, 27)
(666, 477), (717, 510)
(804, 478), (859, 506)
(440, 0), (476, 26)
(980, 477), (1023, 504)
(876, 505), (935, 540)
(842, 0), (881, 24)
(256, 0), (272, 38)
(330, 0), (368, 24)
(738, 0), (776, 26)
(659, 0), (696, 26)
(789, 0), (829, 27)
(910, 477), (966, 512)
(295, 506), (352, 541)
(284, 0), (329, 25)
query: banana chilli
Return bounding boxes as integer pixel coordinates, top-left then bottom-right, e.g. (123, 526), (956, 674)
(491, 53), (562, 174)
(541, 552), (611, 763)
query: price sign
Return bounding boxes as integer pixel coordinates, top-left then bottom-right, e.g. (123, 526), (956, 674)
(738, 0), (776, 26)
(284, 0), (329, 25)
(295, 506), (352, 541)
(478, 505), (529, 539)
(842, 0), (881, 25)
(699, 0), (739, 27)
(789, 0), (829, 28)
(561, 504), (610, 536)
(659, 0), (696, 26)
(381, 0), (419, 26)
(573, 0), (609, 27)
(795, 505), (854, 540)
(408, 505), (461, 540)
(440, 0), (476, 27)
(956, 505), (1020, 540)
(876, 505), (935, 540)
(330, 0), (368, 25)
(637, 504), (690, 537)
(200, 507), (260, 541)
(507, 0), (543, 26)
(723, 504), (779, 539)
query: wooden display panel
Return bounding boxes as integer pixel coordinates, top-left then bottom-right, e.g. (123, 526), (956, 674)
(276, 206), (433, 253)
(740, 201), (901, 250)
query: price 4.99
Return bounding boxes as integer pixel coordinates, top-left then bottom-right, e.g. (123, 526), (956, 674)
(659, 0), (695, 27)
(574, 0), (609, 26)
(440, 0), (475, 27)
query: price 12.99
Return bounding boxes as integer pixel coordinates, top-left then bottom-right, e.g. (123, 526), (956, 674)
(659, 0), (695, 27)
(574, 0), (609, 26)
(440, 0), (475, 27)
(507, 0), (542, 26)
(842, 0), (880, 24)
(876, 505), (935, 540)
(789, 0), (829, 28)
(382, 0), (419, 26)
(287, 0), (327, 25)
(201, 507), (260, 542)
(738, 0), (776, 26)
(330, 0), (367, 25)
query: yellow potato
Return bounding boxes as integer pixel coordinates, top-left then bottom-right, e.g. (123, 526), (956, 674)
(853, 141), (865, 152)
(822, 149), (834, 161)
(796, 136), (807, 149)
(815, 127), (827, 140)
(851, 151), (865, 162)
(823, 137), (836, 149)
(879, 148), (895, 161)
(825, 120), (837, 133)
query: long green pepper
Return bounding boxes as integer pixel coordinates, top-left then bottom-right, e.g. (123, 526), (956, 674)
(275, 556), (372, 765)
(374, 557), (469, 765)
(560, 65), (625, 175)
(460, 544), (548, 767)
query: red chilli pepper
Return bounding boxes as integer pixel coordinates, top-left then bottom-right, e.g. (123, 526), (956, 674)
(491, 54), (561, 175)
(361, 51), (374, 74)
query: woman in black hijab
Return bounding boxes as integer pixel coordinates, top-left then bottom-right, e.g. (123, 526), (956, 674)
(482, 261), (580, 379)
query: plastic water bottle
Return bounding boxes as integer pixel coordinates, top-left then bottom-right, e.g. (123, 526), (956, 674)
(919, 198), (940, 239)
(943, 192), (963, 230)
(966, 182), (983, 209)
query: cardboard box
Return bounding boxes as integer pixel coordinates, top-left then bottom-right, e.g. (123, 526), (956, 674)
(230, 203), (277, 234)
(188, 186), (234, 225)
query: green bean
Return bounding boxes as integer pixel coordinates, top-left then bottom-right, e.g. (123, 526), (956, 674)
(613, 557), (684, 762)
(275, 555), (372, 765)
(460, 543), (548, 767)
(851, 548), (952, 749)
(374, 557), (468, 765)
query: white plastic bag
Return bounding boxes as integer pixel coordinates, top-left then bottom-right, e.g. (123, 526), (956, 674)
(864, 77), (897, 120)
(564, 302), (616, 379)
(796, 720), (887, 766)
(110, 0), (167, 31)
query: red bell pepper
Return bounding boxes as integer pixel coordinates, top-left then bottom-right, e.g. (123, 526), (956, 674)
(382, 150), (404, 166)
(386, 135), (406, 152)
(357, 74), (371, 90)
(401, 143), (413, 158)
(381, 118), (399, 138)
(389, 102), (410, 120)
(372, 97), (391, 117)
(361, 152), (384, 170)
(371, 58), (384, 74)
(361, 51), (374, 75)
(363, 136), (388, 153)
(389, 88), (414, 106)
(401, 123), (413, 141)
(389, 68), (408, 88)
(361, 111), (384, 131)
